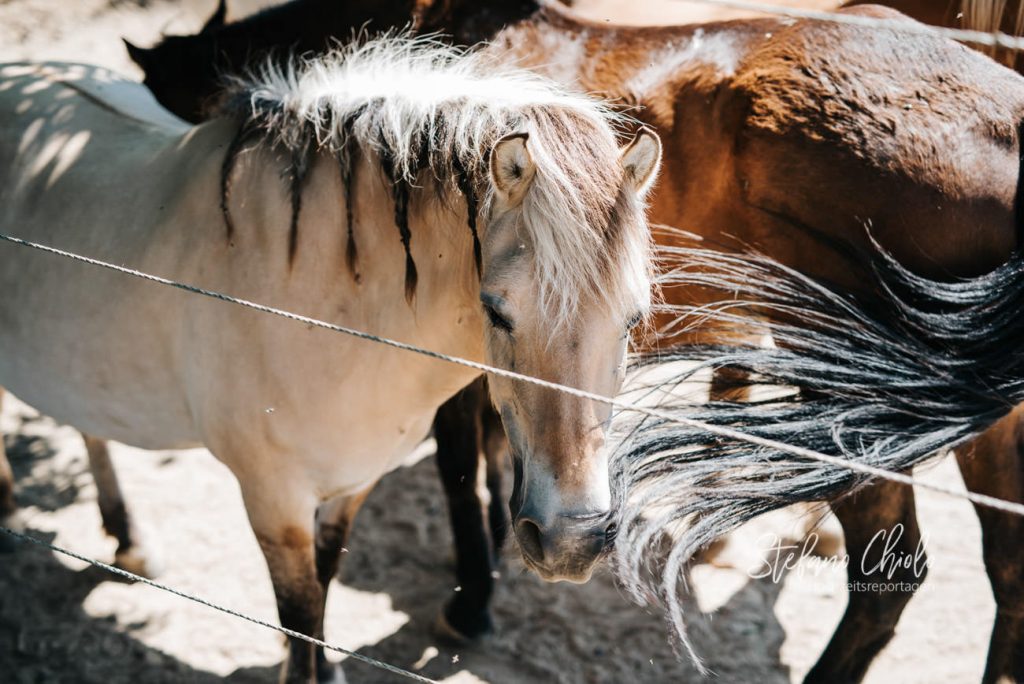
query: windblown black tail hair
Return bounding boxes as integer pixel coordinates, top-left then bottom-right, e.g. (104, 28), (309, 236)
(610, 227), (1024, 667)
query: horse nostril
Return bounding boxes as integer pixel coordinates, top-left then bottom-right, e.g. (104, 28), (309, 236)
(604, 521), (618, 547)
(516, 519), (545, 564)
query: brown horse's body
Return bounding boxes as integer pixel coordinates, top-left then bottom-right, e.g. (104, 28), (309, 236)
(2, 1), (1015, 681)
(499, 8), (1024, 681)
(510, 6), (1021, 293)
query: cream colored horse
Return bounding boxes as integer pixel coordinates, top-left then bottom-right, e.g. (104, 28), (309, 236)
(0, 38), (659, 682)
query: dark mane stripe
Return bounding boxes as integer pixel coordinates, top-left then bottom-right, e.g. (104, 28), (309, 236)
(220, 120), (260, 242)
(337, 135), (360, 281)
(378, 145), (418, 303)
(453, 154), (483, 276)
(287, 121), (319, 265)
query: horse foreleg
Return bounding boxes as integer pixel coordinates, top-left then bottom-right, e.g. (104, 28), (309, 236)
(241, 480), (338, 684)
(805, 480), (925, 684)
(957, 409), (1024, 684)
(312, 486), (373, 680)
(83, 434), (161, 577)
(433, 377), (497, 642)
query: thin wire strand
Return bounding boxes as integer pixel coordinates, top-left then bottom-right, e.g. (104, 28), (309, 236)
(0, 525), (437, 684)
(673, 0), (1024, 50)
(2, 233), (1022, 517)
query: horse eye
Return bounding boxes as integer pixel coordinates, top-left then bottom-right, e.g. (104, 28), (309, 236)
(485, 304), (514, 333)
(626, 312), (644, 331)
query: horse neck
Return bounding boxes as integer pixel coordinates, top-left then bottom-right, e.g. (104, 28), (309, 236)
(491, 10), (769, 125)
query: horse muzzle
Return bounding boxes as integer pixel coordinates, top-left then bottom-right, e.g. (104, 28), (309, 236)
(513, 510), (615, 583)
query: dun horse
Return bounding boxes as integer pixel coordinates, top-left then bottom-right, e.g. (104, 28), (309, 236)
(36, 0), (1024, 680)
(0, 37), (660, 682)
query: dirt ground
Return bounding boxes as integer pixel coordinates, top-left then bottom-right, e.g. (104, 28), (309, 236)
(0, 1), (999, 682)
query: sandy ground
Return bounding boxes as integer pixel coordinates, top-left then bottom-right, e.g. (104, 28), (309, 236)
(0, 1), (999, 682)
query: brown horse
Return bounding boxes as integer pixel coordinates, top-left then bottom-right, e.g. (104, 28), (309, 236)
(57, 0), (1024, 680)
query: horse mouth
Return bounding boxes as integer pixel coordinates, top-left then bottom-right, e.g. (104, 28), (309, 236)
(518, 539), (612, 584)
(523, 556), (599, 584)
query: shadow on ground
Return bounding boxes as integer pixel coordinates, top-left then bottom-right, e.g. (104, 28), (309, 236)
(1, 417), (792, 683)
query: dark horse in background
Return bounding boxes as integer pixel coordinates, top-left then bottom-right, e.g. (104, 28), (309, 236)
(26, 0), (1019, 680)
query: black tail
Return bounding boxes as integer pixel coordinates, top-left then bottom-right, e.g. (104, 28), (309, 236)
(611, 151), (1024, 663)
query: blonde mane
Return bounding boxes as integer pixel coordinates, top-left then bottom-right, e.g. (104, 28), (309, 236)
(218, 35), (650, 324)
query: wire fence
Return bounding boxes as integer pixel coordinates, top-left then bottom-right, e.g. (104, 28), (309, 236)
(3, 189), (1024, 676)
(2, 232), (1022, 517)
(673, 0), (1024, 51)
(3, 2), (1023, 678)
(0, 525), (438, 683)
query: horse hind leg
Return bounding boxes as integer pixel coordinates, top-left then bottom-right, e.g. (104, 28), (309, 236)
(0, 387), (25, 553)
(83, 434), (162, 577)
(805, 480), (926, 684)
(239, 476), (341, 684)
(956, 408), (1024, 684)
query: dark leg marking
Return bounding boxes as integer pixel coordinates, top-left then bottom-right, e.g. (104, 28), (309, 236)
(255, 523), (332, 684)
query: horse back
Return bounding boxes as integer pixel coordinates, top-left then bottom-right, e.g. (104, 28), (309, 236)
(0, 63), (224, 449)
(651, 9), (1024, 292)
(0, 62), (188, 134)
(0, 62), (194, 211)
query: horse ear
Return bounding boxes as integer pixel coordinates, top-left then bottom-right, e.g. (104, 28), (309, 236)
(123, 39), (151, 69)
(201, 0), (228, 34)
(620, 127), (662, 196)
(490, 132), (536, 206)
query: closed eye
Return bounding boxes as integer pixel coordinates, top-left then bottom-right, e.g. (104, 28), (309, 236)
(485, 304), (514, 333)
(626, 312), (644, 332)
(481, 293), (515, 334)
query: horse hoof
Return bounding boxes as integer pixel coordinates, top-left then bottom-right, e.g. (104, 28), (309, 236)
(433, 606), (493, 646)
(114, 545), (163, 579)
